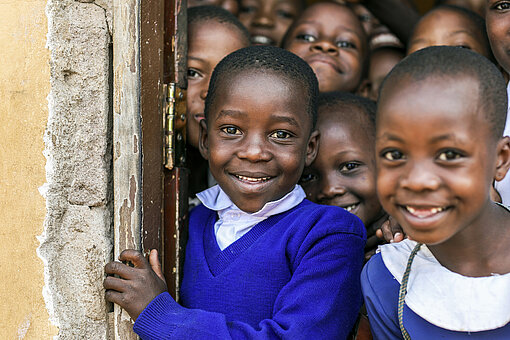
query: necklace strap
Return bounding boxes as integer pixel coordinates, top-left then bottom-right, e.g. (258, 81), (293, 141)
(398, 243), (423, 339)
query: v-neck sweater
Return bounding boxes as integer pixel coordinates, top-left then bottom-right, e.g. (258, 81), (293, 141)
(133, 199), (366, 339)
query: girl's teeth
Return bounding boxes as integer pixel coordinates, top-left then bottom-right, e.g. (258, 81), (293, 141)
(345, 204), (357, 212)
(406, 206), (444, 217)
(237, 175), (270, 182)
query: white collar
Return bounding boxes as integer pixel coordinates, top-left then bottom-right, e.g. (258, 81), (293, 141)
(196, 184), (306, 217)
(380, 239), (510, 332)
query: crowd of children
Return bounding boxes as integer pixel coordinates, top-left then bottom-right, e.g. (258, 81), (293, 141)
(104, 0), (510, 338)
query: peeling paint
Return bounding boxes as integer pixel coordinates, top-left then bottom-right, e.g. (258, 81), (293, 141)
(119, 175), (136, 251)
(133, 135), (138, 154)
(16, 314), (31, 339)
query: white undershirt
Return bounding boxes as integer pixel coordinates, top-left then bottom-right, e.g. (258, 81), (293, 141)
(196, 185), (306, 250)
(495, 82), (510, 205)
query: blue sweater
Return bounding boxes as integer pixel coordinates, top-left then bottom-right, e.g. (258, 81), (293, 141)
(133, 199), (366, 339)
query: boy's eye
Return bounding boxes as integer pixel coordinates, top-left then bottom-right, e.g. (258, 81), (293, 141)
(382, 150), (405, 161)
(276, 9), (294, 19)
(187, 69), (200, 79)
(494, 2), (510, 10)
(336, 40), (356, 49)
(340, 162), (360, 172)
(456, 45), (472, 50)
(299, 172), (317, 184)
(358, 14), (373, 23)
(240, 5), (257, 13)
(221, 126), (242, 135)
(438, 150), (462, 161)
(270, 130), (292, 139)
(296, 34), (316, 42)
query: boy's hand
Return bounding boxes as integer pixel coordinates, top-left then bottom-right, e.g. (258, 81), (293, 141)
(104, 249), (167, 320)
(376, 216), (405, 243)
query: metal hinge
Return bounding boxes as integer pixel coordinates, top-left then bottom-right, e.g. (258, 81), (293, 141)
(163, 83), (186, 170)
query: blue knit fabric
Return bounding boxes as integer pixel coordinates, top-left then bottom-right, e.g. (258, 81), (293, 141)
(134, 199), (365, 339)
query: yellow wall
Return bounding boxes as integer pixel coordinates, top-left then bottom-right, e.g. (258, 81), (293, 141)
(0, 0), (57, 338)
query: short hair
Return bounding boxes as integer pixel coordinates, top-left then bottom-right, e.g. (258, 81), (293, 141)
(188, 5), (250, 44)
(318, 92), (376, 135)
(411, 5), (494, 61)
(205, 45), (319, 129)
(379, 46), (507, 138)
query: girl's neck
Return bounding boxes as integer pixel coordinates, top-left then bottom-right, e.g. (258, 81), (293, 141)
(428, 202), (510, 277)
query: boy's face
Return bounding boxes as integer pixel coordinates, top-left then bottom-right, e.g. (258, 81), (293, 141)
(188, 0), (239, 15)
(284, 3), (366, 93)
(300, 107), (382, 226)
(199, 71), (318, 213)
(408, 9), (490, 58)
(486, 0), (510, 73)
(238, 0), (303, 46)
(186, 21), (248, 149)
(376, 76), (499, 245)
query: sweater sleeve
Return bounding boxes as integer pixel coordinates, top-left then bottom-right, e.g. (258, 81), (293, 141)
(134, 211), (365, 340)
(361, 253), (402, 340)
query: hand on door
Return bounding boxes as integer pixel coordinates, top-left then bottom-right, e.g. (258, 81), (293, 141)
(104, 249), (168, 320)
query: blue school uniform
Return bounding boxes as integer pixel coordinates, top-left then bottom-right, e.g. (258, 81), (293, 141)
(133, 186), (366, 339)
(362, 239), (510, 339)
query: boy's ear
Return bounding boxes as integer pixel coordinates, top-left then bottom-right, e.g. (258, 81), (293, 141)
(494, 136), (510, 182)
(305, 130), (320, 167)
(198, 119), (209, 160)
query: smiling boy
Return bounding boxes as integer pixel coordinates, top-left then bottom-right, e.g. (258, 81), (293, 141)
(104, 46), (366, 339)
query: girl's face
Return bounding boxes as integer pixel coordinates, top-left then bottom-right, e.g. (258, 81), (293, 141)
(186, 21), (248, 148)
(376, 76), (499, 245)
(284, 3), (366, 93)
(300, 106), (383, 226)
(486, 0), (510, 73)
(238, 0), (303, 46)
(408, 8), (490, 58)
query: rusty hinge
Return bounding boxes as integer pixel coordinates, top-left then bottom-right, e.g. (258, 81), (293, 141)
(163, 83), (187, 170)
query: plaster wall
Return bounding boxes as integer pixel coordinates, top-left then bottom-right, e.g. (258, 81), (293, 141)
(37, 0), (114, 338)
(0, 0), (57, 338)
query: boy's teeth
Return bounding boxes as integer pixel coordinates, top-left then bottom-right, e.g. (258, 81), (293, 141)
(236, 175), (270, 182)
(251, 35), (274, 45)
(345, 204), (357, 212)
(405, 206), (444, 218)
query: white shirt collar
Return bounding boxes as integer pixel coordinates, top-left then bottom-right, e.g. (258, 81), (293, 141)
(196, 185), (306, 250)
(379, 238), (510, 332)
(196, 184), (306, 217)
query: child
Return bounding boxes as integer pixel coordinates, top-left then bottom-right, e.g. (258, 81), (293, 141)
(237, 0), (304, 46)
(359, 46), (405, 101)
(486, 0), (510, 205)
(362, 46), (510, 338)
(188, 0), (239, 15)
(282, 2), (367, 93)
(408, 5), (493, 60)
(300, 92), (388, 258)
(186, 6), (250, 196)
(105, 46), (366, 339)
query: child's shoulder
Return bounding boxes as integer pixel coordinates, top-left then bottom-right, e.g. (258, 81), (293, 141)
(291, 199), (366, 237)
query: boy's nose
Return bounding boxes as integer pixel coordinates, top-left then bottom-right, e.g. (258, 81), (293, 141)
(199, 88), (208, 101)
(401, 161), (441, 192)
(317, 177), (347, 201)
(237, 136), (272, 162)
(252, 10), (275, 27)
(311, 40), (338, 54)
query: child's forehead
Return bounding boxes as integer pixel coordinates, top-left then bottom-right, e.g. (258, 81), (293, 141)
(418, 8), (477, 33)
(299, 3), (361, 29)
(379, 74), (484, 123)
